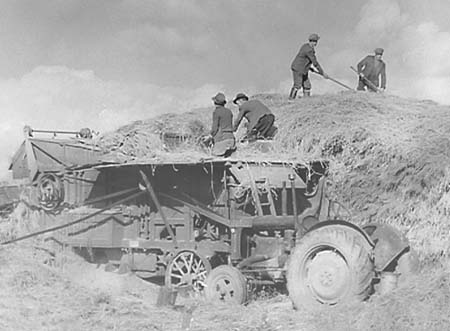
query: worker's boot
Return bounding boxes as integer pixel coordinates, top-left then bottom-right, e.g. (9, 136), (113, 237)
(303, 89), (311, 97)
(289, 87), (298, 100)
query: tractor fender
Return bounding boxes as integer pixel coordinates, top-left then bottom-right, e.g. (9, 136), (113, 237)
(361, 222), (410, 271)
(305, 219), (375, 248)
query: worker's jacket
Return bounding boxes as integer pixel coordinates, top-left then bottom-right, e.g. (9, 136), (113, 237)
(291, 43), (324, 75)
(233, 100), (273, 133)
(357, 55), (386, 88)
(210, 105), (234, 142)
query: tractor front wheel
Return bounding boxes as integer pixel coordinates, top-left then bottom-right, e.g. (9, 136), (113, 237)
(287, 224), (374, 310)
(205, 265), (248, 304)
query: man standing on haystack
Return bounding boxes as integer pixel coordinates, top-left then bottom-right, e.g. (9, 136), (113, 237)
(356, 48), (386, 92)
(289, 33), (329, 99)
(232, 93), (277, 142)
(207, 92), (236, 157)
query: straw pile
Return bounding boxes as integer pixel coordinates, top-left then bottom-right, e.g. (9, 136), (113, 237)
(97, 91), (450, 261)
(0, 244), (176, 331)
(96, 112), (211, 163)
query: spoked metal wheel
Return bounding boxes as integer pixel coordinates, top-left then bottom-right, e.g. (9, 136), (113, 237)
(205, 265), (248, 304)
(165, 250), (211, 293)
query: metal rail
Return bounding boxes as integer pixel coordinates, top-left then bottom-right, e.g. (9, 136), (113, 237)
(81, 187), (140, 206)
(139, 170), (178, 247)
(30, 129), (81, 135)
(159, 192), (232, 228)
(1, 190), (145, 246)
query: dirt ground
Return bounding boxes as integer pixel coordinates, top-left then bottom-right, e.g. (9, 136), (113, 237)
(2, 91), (450, 330)
(0, 242), (449, 331)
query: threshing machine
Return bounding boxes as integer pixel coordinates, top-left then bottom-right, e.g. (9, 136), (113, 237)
(6, 126), (415, 309)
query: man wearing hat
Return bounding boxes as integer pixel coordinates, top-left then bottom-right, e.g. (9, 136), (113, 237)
(356, 48), (386, 92)
(232, 93), (276, 142)
(289, 33), (329, 99)
(207, 92), (236, 157)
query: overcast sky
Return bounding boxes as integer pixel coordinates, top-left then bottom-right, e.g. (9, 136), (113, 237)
(1, 0), (450, 180)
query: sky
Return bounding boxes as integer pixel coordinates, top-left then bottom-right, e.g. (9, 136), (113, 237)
(1, 0), (450, 180)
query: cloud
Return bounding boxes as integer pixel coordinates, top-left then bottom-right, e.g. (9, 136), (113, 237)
(387, 21), (450, 103)
(400, 22), (450, 76)
(0, 1), (368, 91)
(0, 66), (222, 180)
(355, 0), (409, 44)
(326, 0), (450, 105)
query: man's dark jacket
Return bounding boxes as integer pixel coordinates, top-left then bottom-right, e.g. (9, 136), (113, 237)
(233, 100), (272, 133)
(357, 55), (386, 88)
(210, 105), (234, 142)
(291, 43), (324, 74)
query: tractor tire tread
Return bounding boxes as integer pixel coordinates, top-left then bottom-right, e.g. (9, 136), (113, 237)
(287, 224), (374, 310)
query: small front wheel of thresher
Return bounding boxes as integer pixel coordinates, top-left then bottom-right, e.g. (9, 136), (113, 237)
(165, 250), (211, 294)
(287, 224), (374, 310)
(205, 265), (248, 304)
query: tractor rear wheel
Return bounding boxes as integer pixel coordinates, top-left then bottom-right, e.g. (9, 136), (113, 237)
(205, 265), (248, 304)
(287, 224), (374, 310)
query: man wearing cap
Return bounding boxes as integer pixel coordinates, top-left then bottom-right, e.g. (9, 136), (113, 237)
(356, 48), (386, 92)
(207, 92), (236, 157)
(289, 33), (329, 99)
(232, 93), (276, 142)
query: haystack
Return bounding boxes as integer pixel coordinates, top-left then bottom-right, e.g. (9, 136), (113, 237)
(97, 91), (450, 260)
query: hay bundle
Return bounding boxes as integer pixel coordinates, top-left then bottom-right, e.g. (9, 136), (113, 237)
(97, 111), (210, 162)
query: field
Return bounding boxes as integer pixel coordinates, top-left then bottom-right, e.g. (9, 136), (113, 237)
(2, 91), (450, 330)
